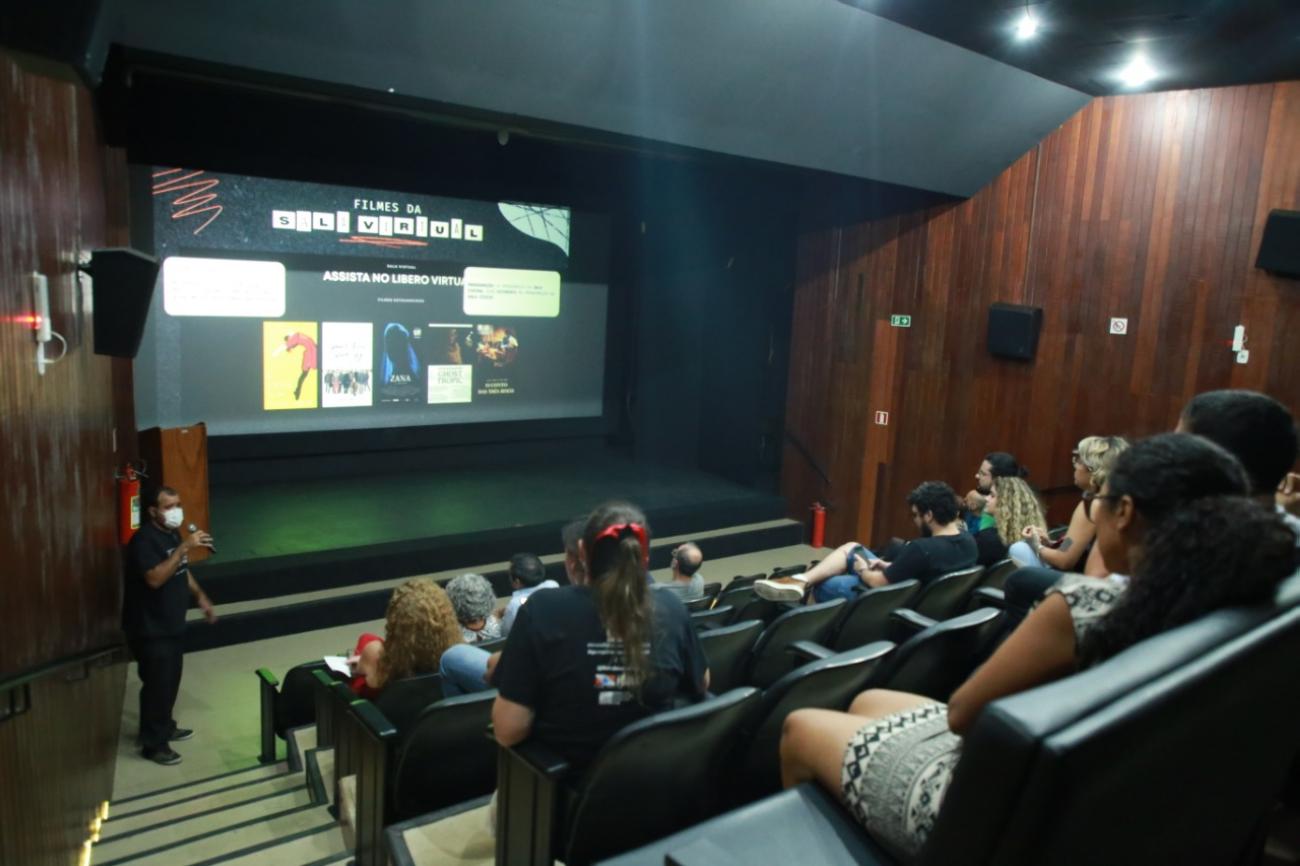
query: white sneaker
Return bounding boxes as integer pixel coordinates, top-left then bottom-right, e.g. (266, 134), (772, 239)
(754, 574), (808, 603)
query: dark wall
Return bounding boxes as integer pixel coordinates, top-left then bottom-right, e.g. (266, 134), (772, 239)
(105, 63), (805, 491)
(0, 51), (131, 866)
(785, 83), (1300, 545)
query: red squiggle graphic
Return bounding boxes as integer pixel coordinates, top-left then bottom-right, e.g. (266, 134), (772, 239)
(152, 168), (224, 234)
(338, 236), (429, 249)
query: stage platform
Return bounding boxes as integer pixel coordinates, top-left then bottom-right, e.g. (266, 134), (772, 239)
(186, 453), (801, 650)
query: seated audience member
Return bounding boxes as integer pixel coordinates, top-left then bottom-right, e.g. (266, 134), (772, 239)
(1177, 389), (1300, 549)
(490, 501), (710, 770)
(349, 579), (462, 697)
(440, 519), (585, 697)
(445, 572), (503, 644)
(658, 542), (705, 600)
(974, 475), (1047, 568)
(966, 451), (1027, 534)
(1003, 435), (1128, 625)
(499, 552), (557, 636)
(778, 433), (1293, 861)
(755, 482), (978, 603)
(1024, 436), (1128, 575)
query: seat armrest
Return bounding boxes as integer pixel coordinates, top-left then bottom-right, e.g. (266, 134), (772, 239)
(498, 739), (574, 866)
(508, 739), (572, 780)
(888, 608), (936, 642)
(971, 587), (1006, 609)
(787, 640), (835, 664)
(890, 608), (936, 631)
(256, 668), (279, 764)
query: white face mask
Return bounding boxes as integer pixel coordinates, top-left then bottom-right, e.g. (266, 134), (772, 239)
(161, 506), (184, 530)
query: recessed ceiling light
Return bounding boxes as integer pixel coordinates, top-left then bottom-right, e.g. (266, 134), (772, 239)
(1118, 53), (1157, 88)
(1014, 10), (1039, 40)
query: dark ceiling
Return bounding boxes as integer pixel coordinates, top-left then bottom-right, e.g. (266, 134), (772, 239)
(841, 0), (1300, 95)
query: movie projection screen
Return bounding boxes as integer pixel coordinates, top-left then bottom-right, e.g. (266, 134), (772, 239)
(133, 168), (610, 436)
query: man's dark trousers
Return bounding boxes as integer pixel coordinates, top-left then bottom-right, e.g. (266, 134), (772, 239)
(130, 636), (184, 751)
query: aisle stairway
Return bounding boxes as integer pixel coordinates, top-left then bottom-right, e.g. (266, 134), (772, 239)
(96, 729), (348, 866)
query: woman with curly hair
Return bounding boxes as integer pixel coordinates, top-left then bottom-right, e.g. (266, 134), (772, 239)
(350, 578), (462, 697)
(974, 475), (1047, 567)
(779, 433), (1295, 862)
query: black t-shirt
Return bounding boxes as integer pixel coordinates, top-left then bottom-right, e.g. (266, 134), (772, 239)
(973, 527), (1009, 566)
(493, 584), (708, 770)
(884, 533), (979, 585)
(122, 523), (191, 638)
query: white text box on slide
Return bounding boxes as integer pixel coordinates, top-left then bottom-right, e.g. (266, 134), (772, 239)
(462, 267), (561, 318)
(162, 256), (286, 318)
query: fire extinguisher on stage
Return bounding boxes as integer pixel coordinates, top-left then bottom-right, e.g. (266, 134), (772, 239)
(810, 501), (826, 549)
(117, 463), (144, 545)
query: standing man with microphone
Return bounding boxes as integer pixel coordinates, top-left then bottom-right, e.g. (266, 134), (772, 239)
(123, 485), (218, 765)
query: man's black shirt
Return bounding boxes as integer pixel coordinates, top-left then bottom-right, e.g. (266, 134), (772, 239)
(123, 522), (190, 638)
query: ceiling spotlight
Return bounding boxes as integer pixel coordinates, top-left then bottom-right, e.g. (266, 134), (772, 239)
(1014, 10), (1039, 40)
(1119, 53), (1157, 88)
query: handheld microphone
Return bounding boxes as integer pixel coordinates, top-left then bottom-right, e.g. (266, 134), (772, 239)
(187, 523), (217, 555)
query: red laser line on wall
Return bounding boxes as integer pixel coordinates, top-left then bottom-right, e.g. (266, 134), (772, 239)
(338, 236), (429, 249)
(152, 168), (224, 234)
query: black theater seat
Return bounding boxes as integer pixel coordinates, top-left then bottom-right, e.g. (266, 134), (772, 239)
(698, 619), (765, 695)
(734, 640), (894, 798)
(255, 660), (348, 762)
(977, 557), (1018, 592)
(373, 671), (443, 735)
(388, 691), (498, 820)
(497, 686), (763, 866)
(822, 580), (921, 650)
(599, 572), (1300, 866)
(690, 605), (734, 630)
(745, 599), (846, 688)
(909, 565), (985, 621)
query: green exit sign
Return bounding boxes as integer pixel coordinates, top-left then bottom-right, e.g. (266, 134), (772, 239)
(890, 315), (912, 328)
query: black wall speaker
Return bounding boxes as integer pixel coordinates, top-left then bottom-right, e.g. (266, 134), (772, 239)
(988, 302), (1043, 361)
(1256, 210), (1300, 279)
(85, 248), (160, 359)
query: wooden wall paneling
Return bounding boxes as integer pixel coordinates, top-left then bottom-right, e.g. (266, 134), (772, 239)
(0, 662), (127, 866)
(0, 51), (133, 866)
(786, 81), (1300, 545)
(1, 53), (133, 678)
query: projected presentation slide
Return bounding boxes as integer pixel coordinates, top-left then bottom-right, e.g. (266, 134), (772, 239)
(134, 168), (609, 436)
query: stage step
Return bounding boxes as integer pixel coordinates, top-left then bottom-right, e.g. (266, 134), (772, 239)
(107, 762), (292, 818)
(195, 821), (348, 866)
(96, 752), (350, 866)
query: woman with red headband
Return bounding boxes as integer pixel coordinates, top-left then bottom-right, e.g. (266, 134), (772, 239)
(491, 500), (710, 770)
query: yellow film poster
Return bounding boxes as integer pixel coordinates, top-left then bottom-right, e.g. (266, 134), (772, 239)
(263, 321), (319, 410)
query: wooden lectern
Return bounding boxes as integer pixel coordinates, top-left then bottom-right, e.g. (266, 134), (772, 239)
(138, 423), (211, 564)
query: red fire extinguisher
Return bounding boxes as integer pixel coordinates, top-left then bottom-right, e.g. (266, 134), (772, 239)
(810, 501), (826, 549)
(118, 464), (142, 545)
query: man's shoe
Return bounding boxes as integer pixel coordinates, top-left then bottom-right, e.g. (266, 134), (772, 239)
(143, 747), (183, 766)
(169, 727), (194, 742)
(754, 575), (808, 603)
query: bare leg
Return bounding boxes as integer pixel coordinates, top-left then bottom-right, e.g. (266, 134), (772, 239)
(780, 708), (866, 794)
(800, 542), (859, 587)
(847, 688), (936, 718)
